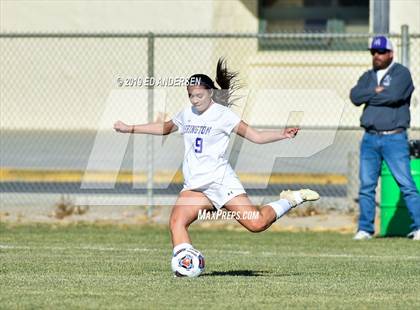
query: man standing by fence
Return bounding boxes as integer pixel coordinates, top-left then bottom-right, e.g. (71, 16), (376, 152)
(350, 35), (420, 241)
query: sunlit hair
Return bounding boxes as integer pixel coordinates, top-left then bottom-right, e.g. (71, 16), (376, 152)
(188, 58), (241, 107)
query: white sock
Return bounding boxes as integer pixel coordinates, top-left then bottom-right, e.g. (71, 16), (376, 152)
(173, 242), (193, 255)
(293, 191), (304, 205)
(268, 199), (292, 220)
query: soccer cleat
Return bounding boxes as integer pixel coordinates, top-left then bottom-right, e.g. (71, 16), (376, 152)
(407, 229), (420, 241)
(279, 189), (320, 208)
(353, 230), (373, 240)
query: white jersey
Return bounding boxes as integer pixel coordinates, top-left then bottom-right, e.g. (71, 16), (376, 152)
(172, 102), (241, 189)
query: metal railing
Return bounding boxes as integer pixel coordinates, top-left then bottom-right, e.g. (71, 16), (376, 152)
(1, 26), (419, 214)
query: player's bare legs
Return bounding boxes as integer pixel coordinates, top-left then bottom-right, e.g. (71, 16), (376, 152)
(169, 190), (214, 247)
(224, 189), (320, 232)
(224, 194), (277, 232)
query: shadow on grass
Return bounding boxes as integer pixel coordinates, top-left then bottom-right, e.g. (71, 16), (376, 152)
(202, 270), (267, 277)
(203, 270), (306, 277)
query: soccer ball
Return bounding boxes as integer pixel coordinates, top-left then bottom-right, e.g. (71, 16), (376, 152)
(171, 247), (205, 277)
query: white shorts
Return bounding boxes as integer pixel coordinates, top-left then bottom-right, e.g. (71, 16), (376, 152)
(181, 174), (246, 209)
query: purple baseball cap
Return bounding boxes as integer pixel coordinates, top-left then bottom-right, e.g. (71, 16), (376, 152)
(369, 35), (394, 51)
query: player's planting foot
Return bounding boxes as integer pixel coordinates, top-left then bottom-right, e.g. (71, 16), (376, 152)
(279, 189), (320, 208)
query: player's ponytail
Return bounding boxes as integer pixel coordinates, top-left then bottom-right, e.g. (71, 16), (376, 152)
(188, 58), (240, 107)
(214, 58), (240, 107)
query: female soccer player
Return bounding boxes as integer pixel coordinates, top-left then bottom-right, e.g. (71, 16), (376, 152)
(114, 59), (319, 261)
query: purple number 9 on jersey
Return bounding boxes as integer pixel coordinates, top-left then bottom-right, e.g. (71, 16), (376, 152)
(195, 137), (203, 153)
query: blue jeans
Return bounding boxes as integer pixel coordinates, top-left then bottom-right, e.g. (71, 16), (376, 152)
(358, 131), (420, 234)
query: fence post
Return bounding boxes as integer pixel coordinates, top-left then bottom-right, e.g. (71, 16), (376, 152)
(147, 32), (155, 218)
(347, 151), (359, 212)
(400, 25), (409, 68)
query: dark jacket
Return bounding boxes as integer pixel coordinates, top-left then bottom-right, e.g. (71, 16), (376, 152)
(350, 62), (415, 131)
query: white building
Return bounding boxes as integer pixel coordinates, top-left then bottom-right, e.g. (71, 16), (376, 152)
(1, 0), (419, 129)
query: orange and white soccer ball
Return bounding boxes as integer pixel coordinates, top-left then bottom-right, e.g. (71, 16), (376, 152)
(171, 247), (205, 277)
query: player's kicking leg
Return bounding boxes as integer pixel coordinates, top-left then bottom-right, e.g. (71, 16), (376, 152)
(224, 189), (320, 232)
(279, 189), (320, 208)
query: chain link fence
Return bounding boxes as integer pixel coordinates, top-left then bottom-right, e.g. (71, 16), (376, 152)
(1, 31), (419, 212)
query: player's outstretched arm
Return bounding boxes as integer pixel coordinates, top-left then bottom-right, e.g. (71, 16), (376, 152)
(113, 120), (177, 135)
(233, 121), (298, 144)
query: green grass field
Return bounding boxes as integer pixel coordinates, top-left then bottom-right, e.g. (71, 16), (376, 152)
(1, 223), (419, 309)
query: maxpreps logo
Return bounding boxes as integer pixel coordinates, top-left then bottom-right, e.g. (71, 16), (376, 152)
(197, 209), (259, 221)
